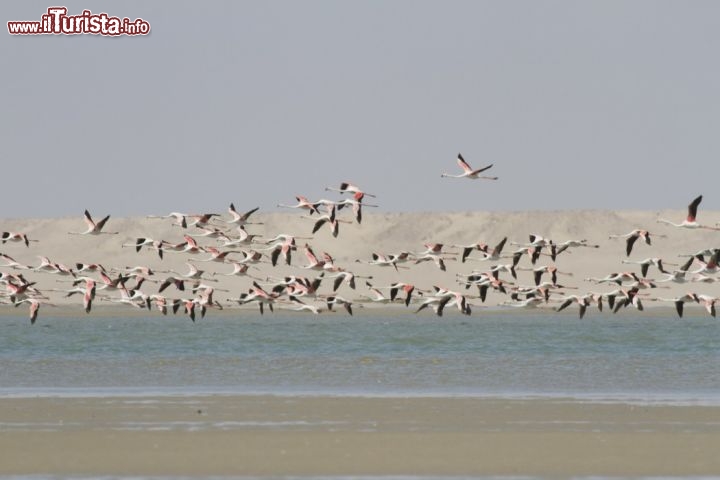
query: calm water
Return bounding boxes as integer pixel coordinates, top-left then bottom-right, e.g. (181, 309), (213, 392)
(2, 311), (720, 403)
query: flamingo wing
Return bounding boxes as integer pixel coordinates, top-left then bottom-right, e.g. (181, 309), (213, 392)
(470, 164), (494, 176)
(456, 154), (473, 172)
(687, 195), (702, 222)
(95, 215), (111, 231)
(83, 210), (96, 229)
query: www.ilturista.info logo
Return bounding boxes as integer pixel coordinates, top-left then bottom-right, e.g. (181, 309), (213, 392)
(8, 7), (150, 36)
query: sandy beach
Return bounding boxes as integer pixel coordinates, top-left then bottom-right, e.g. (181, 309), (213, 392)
(1, 395), (719, 476)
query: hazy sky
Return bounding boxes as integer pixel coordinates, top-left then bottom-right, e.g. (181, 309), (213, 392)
(3, 1), (719, 218)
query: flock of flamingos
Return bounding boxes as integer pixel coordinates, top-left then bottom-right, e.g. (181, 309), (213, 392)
(1, 154), (720, 324)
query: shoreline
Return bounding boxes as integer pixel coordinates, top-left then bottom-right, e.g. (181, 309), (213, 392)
(2, 394), (720, 476)
(2, 389), (720, 406)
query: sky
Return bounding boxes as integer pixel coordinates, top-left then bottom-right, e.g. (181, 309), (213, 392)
(2, 1), (720, 218)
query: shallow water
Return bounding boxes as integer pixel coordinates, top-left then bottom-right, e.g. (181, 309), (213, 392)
(1, 311), (719, 403)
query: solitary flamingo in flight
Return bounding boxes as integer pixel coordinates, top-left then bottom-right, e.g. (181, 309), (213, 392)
(657, 195), (720, 230)
(441, 154), (498, 180)
(69, 210), (118, 235)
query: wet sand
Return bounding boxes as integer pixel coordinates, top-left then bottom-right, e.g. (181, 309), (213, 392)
(1, 395), (720, 476)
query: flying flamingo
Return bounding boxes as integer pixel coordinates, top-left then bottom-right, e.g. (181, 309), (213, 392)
(13, 298), (49, 325)
(301, 244), (326, 270)
(1, 232), (38, 247)
(335, 192), (379, 224)
(306, 206), (350, 238)
(620, 257), (673, 278)
(226, 205), (262, 226)
(325, 182), (376, 198)
(414, 295), (452, 316)
(324, 270), (372, 291)
(608, 229), (663, 257)
(441, 154), (498, 180)
(555, 294), (592, 319)
(122, 237), (166, 259)
(649, 293), (700, 318)
(212, 261), (261, 280)
(69, 210), (118, 235)
(146, 212), (189, 228)
(548, 239), (599, 261)
(657, 195), (720, 230)
(696, 294), (718, 317)
(0, 253), (30, 270)
(277, 196), (321, 215)
(324, 295), (355, 315)
(218, 226), (262, 248)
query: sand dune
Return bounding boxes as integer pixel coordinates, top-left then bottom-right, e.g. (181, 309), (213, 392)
(1, 209), (719, 313)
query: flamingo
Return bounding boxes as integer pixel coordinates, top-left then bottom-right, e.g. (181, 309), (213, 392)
(301, 245), (325, 270)
(334, 192), (379, 224)
(414, 252), (455, 272)
(69, 210), (118, 235)
(509, 286), (553, 303)
(167, 235), (205, 255)
(5, 280), (39, 303)
(360, 282), (395, 304)
(650, 293), (700, 318)
(74, 263), (107, 274)
(187, 226), (233, 242)
(1, 232), (37, 247)
(441, 154), (498, 180)
(456, 237), (507, 263)
(621, 257), (673, 278)
(689, 251), (720, 275)
(277, 196), (321, 215)
(608, 229), (661, 257)
(325, 182), (376, 198)
(657, 195), (720, 230)
(414, 295), (452, 316)
(696, 294), (718, 317)
(610, 287), (645, 313)
(305, 205), (351, 238)
(169, 263), (215, 282)
(655, 257), (695, 284)
(146, 212), (189, 228)
(280, 298), (323, 314)
(324, 295), (355, 315)
(147, 294), (170, 315)
(517, 265), (573, 286)
(190, 246), (242, 263)
(118, 265), (155, 277)
(488, 263), (517, 280)
(691, 273), (720, 283)
(369, 282), (419, 307)
(13, 298), (45, 324)
(122, 237), (166, 259)
(501, 296), (544, 309)
(269, 237), (296, 267)
(243, 281), (280, 315)
(226, 204), (262, 226)
(458, 273), (508, 302)
(324, 270), (373, 292)
(157, 276), (186, 293)
(0, 253), (30, 270)
(511, 234), (551, 249)
(555, 294), (593, 319)
(218, 226), (262, 248)
(235, 250), (264, 265)
(548, 239), (599, 261)
(356, 252), (401, 271)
